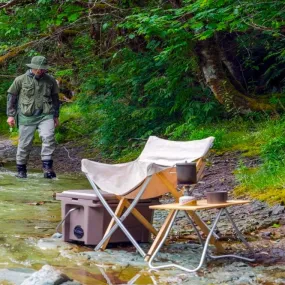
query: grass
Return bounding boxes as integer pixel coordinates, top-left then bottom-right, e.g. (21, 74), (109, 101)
(55, 103), (83, 143)
(183, 116), (285, 205)
(234, 161), (285, 204)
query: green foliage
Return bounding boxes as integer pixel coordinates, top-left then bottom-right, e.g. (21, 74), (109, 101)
(233, 116), (285, 204)
(0, 116), (9, 134)
(55, 103), (93, 144)
(261, 136), (285, 166)
(73, 43), (223, 157)
(55, 69), (73, 77)
(0, 0), (285, 205)
(235, 32), (285, 94)
(0, 62), (18, 116)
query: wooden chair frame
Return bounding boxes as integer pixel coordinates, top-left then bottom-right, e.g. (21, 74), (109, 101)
(93, 156), (225, 259)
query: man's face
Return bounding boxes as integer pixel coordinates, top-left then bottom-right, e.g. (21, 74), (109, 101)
(32, 69), (47, 76)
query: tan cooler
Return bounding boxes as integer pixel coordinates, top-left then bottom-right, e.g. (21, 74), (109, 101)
(56, 190), (158, 246)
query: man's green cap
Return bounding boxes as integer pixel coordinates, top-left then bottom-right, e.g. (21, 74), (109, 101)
(26, 56), (50, 70)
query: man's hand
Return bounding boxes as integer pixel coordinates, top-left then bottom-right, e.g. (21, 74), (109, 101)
(7, 117), (15, 127)
(54, 117), (59, 128)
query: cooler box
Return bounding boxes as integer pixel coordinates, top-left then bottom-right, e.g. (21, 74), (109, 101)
(56, 190), (158, 246)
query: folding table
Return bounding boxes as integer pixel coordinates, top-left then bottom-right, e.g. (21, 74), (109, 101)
(148, 200), (255, 272)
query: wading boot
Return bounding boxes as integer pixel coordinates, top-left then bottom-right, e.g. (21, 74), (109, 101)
(42, 160), (56, 179)
(16, 164), (27, 178)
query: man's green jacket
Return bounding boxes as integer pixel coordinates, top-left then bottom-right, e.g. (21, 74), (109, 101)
(7, 70), (60, 125)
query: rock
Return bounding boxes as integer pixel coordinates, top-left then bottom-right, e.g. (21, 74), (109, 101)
(20, 265), (80, 285)
(279, 218), (285, 225)
(0, 268), (35, 285)
(37, 238), (72, 250)
(235, 274), (256, 284)
(271, 205), (285, 216)
(229, 262), (249, 268)
(261, 232), (272, 239)
(273, 232), (282, 239)
(51, 232), (63, 239)
(81, 249), (146, 267)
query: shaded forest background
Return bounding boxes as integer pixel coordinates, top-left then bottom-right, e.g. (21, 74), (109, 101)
(0, 0), (285, 203)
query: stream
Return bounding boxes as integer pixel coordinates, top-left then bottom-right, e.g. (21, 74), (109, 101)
(0, 165), (159, 285)
(0, 164), (284, 284)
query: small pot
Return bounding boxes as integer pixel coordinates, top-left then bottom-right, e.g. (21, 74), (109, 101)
(176, 162), (197, 185)
(206, 191), (228, 204)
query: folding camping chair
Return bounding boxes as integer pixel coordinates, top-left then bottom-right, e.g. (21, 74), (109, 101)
(81, 136), (224, 259)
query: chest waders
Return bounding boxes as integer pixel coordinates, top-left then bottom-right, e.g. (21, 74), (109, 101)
(15, 56), (57, 179)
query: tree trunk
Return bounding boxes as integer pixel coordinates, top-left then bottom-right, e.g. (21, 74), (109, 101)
(198, 38), (274, 113)
(215, 33), (248, 95)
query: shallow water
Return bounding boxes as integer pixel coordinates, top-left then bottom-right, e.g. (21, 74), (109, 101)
(0, 166), (157, 285)
(0, 166), (284, 285)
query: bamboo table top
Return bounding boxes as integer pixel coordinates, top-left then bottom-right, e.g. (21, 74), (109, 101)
(149, 200), (250, 211)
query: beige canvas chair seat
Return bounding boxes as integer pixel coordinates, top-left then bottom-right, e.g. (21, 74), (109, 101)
(81, 136), (222, 258)
(82, 136), (214, 199)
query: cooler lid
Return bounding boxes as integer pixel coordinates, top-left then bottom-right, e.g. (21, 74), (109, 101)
(56, 189), (117, 201)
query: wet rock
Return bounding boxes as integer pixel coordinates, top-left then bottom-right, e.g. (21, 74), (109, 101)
(81, 250), (145, 268)
(207, 262), (256, 284)
(37, 238), (73, 250)
(0, 268), (35, 285)
(82, 243), (204, 270)
(230, 262), (249, 268)
(235, 274), (256, 284)
(20, 265), (80, 285)
(51, 232), (63, 239)
(160, 274), (192, 285)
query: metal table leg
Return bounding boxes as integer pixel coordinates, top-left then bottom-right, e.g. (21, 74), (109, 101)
(148, 209), (223, 273)
(209, 208), (255, 262)
(148, 207), (255, 272)
(184, 210), (220, 240)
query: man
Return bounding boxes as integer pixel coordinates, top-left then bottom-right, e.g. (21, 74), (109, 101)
(6, 55), (60, 179)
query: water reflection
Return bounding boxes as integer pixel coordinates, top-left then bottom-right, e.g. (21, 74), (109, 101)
(61, 266), (159, 285)
(98, 268), (158, 285)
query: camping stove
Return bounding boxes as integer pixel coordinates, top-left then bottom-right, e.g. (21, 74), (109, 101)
(176, 162), (197, 206)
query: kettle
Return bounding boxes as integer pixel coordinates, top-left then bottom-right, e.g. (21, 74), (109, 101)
(176, 162), (197, 185)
